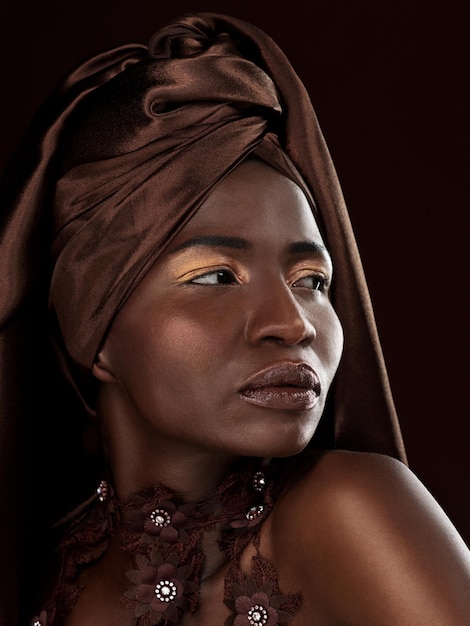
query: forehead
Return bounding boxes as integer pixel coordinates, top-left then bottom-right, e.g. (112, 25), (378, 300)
(173, 158), (324, 245)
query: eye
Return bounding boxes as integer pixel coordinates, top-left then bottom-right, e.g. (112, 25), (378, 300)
(190, 269), (239, 285)
(292, 274), (327, 291)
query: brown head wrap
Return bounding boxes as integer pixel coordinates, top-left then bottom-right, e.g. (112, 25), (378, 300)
(0, 12), (406, 624)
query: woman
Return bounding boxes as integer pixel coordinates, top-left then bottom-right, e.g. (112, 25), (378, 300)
(0, 11), (469, 625)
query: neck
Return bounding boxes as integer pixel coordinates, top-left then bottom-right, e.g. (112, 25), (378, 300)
(110, 443), (239, 502)
(97, 388), (239, 501)
(108, 454), (270, 584)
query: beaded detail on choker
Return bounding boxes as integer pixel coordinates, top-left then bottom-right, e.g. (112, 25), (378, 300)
(31, 462), (301, 625)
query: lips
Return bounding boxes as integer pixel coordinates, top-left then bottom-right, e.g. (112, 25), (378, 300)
(239, 362), (321, 411)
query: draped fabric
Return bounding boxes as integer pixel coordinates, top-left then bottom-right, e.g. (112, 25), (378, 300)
(0, 12), (406, 624)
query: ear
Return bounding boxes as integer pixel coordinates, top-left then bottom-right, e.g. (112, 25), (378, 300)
(92, 350), (118, 383)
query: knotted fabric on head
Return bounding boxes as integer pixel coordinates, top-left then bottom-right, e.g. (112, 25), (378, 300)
(0, 12), (406, 623)
(50, 20), (286, 375)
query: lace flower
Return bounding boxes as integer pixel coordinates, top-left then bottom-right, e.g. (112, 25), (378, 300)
(234, 591), (278, 626)
(142, 499), (190, 544)
(121, 490), (196, 552)
(124, 548), (198, 623)
(230, 503), (267, 531)
(225, 578), (296, 626)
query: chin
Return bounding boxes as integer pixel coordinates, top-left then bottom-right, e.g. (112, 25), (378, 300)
(269, 439), (313, 459)
(236, 428), (316, 460)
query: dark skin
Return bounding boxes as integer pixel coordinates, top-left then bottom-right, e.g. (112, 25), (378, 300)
(92, 159), (343, 500)
(64, 160), (470, 624)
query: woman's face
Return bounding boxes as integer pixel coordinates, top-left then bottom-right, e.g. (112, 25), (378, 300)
(95, 159), (343, 460)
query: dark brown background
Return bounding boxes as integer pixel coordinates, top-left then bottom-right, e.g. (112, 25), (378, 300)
(3, 1), (469, 543)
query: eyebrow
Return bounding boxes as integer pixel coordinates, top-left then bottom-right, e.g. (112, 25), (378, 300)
(170, 235), (330, 259)
(287, 241), (329, 257)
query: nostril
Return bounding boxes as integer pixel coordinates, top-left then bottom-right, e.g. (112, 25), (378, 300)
(244, 295), (316, 347)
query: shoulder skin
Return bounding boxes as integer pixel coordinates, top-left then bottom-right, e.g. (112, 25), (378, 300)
(266, 449), (470, 625)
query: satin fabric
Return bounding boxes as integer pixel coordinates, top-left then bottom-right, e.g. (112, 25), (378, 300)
(0, 12), (406, 624)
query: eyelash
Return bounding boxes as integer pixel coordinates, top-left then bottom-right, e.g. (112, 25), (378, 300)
(291, 273), (328, 292)
(189, 269), (328, 292)
(189, 269), (240, 285)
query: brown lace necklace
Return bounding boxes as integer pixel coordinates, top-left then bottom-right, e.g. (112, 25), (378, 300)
(32, 460), (301, 626)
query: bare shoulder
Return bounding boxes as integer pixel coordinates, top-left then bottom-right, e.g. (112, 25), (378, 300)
(275, 449), (467, 539)
(268, 450), (470, 624)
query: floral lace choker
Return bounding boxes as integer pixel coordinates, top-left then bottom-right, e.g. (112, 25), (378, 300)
(32, 461), (301, 625)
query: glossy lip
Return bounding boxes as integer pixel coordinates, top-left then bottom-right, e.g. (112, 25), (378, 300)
(238, 362), (321, 411)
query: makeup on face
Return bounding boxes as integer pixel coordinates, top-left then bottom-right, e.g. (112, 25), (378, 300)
(95, 159), (344, 473)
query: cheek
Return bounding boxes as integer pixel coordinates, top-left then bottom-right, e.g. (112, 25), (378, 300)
(143, 310), (234, 380)
(317, 305), (344, 379)
(160, 318), (213, 367)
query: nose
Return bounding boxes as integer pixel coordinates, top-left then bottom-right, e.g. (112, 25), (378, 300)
(244, 280), (317, 346)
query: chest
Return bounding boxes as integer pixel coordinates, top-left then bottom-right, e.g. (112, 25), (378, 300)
(64, 528), (306, 626)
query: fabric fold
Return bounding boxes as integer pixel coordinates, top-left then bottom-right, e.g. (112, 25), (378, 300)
(0, 12), (406, 624)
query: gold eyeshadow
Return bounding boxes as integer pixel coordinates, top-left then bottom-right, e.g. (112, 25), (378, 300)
(168, 249), (243, 282)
